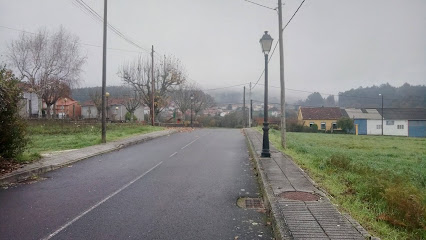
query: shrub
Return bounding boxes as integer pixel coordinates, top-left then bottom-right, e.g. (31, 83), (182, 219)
(310, 124), (318, 132)
(337, 117), (354, 133)
(0, 67), (29, 159)
(125, 112), (138, 122)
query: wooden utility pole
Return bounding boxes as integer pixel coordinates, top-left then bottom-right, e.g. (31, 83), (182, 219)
(151, 45), (155, 126)
(278, 0), (286, 148)
(243, 86), (246, 128)
(249, 82), (252, 127)
(101, 0), (108, 143)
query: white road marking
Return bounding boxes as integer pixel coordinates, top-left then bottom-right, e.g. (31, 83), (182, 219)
(180, 138), (199, 150)
(42, 161), (163, 240)
(169, 152), (178, 158)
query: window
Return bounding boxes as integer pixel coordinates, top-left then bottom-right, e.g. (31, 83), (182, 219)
(386, 120), (394, 125)
(332, 122), (337, 129)
(377, 125), (382, 129)
(397, 125), (404, 129)
(321, 122), (326, 130)
(309, 122), (314, 127)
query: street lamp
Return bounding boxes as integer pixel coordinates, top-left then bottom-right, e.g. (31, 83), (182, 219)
(379, 93), (383, 136)
(260, 31), (273, 158)
(105, 92), (110, 120)
(64, 98), (68, 119)
(28, 88), (34, 119)
(190, 94), (194, 128)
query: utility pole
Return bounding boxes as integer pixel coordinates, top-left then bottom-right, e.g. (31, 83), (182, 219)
(278, 0), (286, 148)
(101, 0), (108, 143)
(251, 100), (253, 123)
(151, 45), (155, 126)
(243, 86), (246, 128)
(249, 82), (252, 127)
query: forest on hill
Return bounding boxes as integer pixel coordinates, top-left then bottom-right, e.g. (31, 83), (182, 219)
(295, 83), (426, 108)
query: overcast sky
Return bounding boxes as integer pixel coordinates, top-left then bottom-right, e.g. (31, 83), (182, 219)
(1, 0), (425, 101)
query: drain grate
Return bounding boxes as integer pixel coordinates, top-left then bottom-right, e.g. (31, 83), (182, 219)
(278, 191), (320, 201)
(245, 198), (264, 209)
(237, 197), (265, 209)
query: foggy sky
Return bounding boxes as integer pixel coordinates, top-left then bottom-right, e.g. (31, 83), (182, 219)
(1, 0), (425, 101)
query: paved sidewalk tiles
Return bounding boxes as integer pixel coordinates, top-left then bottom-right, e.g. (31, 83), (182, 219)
(0, 129), (179, 185)
(244, 128), (374, 240)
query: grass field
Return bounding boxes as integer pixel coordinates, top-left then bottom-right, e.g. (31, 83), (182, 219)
(266, 130), (426, 240)
(19, 121), (164, 162)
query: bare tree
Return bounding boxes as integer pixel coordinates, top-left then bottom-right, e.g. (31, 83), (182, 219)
(8, 26), (86, 117)
(124, 90), (142, 122)
(119, 55), (186, 121)
(193, 89), (215, 117)
(171, 83), (195, 120)
(42, 78), (71, 118)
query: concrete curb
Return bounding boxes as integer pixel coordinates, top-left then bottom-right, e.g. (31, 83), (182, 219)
(0, 129), (179, 186)
(244, 129), (292, 240)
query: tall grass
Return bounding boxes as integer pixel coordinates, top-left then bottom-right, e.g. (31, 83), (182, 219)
(18, 121), (164, 162)
(266, 129), (426, 240)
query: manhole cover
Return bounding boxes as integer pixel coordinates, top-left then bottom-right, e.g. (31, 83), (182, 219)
(237, 197), (265, 209)
(278, 191), (320, 201)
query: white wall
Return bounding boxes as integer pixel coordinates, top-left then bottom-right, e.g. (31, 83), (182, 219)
(384, 120), (408, 136)
(367, 119), (408, 136)
(82, 106), (98, 119)
(22, 92), (39, 115)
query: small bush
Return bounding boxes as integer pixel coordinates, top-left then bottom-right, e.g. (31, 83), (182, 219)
(327, 154), (351, 170)
(381, 184), (426, 229)
(125, 112), (138, 122)
(0, 67), (29, 160)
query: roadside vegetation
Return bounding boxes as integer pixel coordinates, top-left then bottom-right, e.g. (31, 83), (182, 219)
(17, 121), (164, 163)
(267, 130), (425, 240)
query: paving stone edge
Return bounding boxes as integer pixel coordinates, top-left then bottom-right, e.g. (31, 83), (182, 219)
(0, 129), (179, 186)
(244, 129), (292, 240)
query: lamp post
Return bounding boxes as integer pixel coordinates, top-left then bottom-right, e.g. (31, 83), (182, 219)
(190, 94), (194, 128)
(64, 98), (68, 119)
(379, 93), (383, 135)
(28, 88), (34, 119)
(260, 31), (273, 158)
(106, 92), (110, 121)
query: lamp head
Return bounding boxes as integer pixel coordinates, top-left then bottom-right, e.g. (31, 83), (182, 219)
(260, 31), (273, 54)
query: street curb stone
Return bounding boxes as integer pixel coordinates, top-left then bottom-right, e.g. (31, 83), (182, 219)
(0, 129), (179, 186)
(244, 129), (292, 240)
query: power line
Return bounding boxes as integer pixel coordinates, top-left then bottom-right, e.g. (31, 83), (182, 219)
(243, 0), (276, 10)
(203, 83), (249, 92)
(252, 0), (307, 90)
(0, 25), (145, 54)
(71, 0), (151, 53)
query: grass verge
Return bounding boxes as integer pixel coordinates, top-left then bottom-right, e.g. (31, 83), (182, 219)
(17, 121), (164, 163)
(263, 129), (425, 240)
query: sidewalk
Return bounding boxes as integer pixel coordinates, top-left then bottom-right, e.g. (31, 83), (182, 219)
(244, 128), (376, 240)
(0, 129), (179, 185)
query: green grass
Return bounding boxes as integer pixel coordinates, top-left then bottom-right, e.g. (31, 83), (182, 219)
(263, 129), (426, 240)
(18, 121), (164, 162)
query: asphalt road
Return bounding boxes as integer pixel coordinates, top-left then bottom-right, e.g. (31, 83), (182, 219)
(0, 129), (273, 240)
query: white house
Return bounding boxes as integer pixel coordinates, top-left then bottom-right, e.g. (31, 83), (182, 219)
(19, 91), (39, 118)
(81, 99), (145, 122)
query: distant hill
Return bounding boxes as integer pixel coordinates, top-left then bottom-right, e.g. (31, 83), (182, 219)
(293, 83), (425, 109)
(338, 83), (426, 108)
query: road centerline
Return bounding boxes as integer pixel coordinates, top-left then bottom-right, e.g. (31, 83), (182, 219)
(41, 161), (163, 240)
(180, 137), (199, 150)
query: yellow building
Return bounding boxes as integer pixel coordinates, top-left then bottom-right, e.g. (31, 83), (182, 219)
(297, 107), (346, 131)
